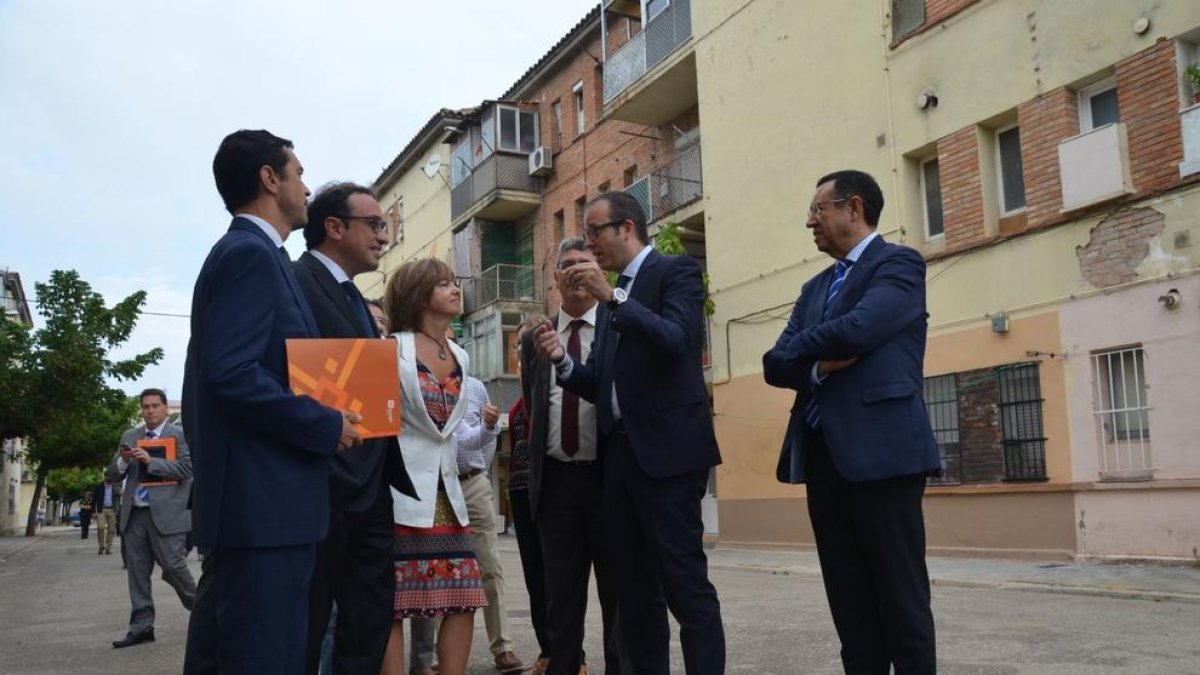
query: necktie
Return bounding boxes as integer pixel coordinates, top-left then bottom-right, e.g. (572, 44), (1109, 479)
(560, 319), (584, 457)
(137, 430), (155, 503)
(805, 259), (853, 429)
(341, 281), (375, 336)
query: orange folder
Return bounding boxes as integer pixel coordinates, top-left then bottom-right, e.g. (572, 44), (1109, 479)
(286, 338), (402, 439)
(136, 437), (178, 486)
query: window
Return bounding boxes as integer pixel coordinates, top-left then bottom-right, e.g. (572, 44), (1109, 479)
(924, 374), (961, 484)
(998, 363), (1047, 481)
(646, 0), (669, 21)
(892, 0), (925, 41)
(480, 108), (496, 159)
(623, 165), (637, 188)
(1078, 78), (1120, 131)
(995, 125), (1026, 215)
(450, 139), (472, 188)
(920, 157), (944, 239)
(1092, 347), (1151, 475)
(387, 199), (403, 247)
(574, 196), (586, 234)
(553, 210), (565, 243)
(573, 81), (586, 135)
(551, 100), (563, 149)
(598, 181), (611, 194)
(497, 105), (538, 154)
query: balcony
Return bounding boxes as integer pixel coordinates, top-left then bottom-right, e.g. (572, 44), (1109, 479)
(461, 264), (538, 315)
(450, 154), (541, 228)
(1180, 103), (1200, 178)
(602, 0), (696, 125)
(623, 144), (704, 224)
(1058, 122), (1134, 212)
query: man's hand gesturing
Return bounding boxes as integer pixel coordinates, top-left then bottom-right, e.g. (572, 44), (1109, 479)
(534, 321), (565, 363)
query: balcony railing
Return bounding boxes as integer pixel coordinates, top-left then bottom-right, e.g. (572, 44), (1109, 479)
(450, 154), (540, 222)
(603, 0), (692, 103)
(650, 144), (702, 217)
(462, 264), (537, 314)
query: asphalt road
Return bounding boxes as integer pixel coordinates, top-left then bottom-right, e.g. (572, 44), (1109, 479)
(1, 529), (1198, 674)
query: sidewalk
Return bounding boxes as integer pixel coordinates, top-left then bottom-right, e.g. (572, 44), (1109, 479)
(498, 535), (1200, 604)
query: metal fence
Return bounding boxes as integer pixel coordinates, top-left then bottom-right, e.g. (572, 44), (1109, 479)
(463, 264), (537, 313)
(450, 154), (540, 221)
(651, 144), (702, 217)
(603, 0), (692, 103)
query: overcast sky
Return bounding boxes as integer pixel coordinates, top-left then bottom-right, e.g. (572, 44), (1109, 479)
(0, 0), (597, 399)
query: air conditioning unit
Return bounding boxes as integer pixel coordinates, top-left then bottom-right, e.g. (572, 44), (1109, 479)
(529, 146), (553, 177)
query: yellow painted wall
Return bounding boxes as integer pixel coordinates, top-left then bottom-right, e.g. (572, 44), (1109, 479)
(358, 145), (455, 300)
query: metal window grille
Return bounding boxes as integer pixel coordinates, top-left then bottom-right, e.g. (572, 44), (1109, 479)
(997, 363), (1047, 481)
(624, 176), (654, 223)
(1092, 347), (1152, 477)
(924, 374), (961, 484)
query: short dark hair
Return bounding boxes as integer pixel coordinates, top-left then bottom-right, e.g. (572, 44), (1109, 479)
(817, 170), (884, 228)
(588, 191), (649, 244)
(212, 130), (294, 215)
(383, 258), (458, 334)
(139, 388), (168, 406)
(304, 181), (376, 250)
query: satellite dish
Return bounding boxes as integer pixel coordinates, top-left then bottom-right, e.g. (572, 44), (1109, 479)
(422, 155), (443, 179)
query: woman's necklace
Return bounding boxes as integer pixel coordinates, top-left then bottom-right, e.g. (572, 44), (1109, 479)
(418, 330), (449, 361)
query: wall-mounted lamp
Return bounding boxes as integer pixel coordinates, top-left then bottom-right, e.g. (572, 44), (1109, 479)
(1157, 288), (1182, 310)
(917, 90), (939, 110)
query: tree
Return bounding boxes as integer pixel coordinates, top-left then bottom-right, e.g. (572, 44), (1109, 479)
(654, 221), (714, 317)
(0, 270), (161, 536)
(45, 465), (106, 512)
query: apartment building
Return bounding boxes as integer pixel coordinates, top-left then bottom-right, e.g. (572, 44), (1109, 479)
(1, 269), (37, 535)
(690, 0), (1200, 561)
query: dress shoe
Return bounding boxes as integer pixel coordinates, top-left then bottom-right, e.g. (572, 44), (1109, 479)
(494, 651), (525, 673)
(112, 629), (155, 648)
(529, 657), (549, 675)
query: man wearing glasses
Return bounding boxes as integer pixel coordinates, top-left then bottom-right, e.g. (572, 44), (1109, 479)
(763, 170), (939, 673)
(533, 193), (724, 675)
(293, 181), (416, 675)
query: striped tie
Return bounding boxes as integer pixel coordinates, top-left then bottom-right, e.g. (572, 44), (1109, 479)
(805, 259), (852, 429)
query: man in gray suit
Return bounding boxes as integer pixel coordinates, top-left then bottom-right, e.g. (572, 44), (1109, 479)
(107, 388), (197, 648)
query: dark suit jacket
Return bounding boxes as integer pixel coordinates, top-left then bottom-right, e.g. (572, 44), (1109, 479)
(520, 309), (604, 516)
(91, 483), (120, 511)
(182, 217), (343, 550)
(292, 251), (415, 510)
(560, 249), (720, 479)
(763, 235), (940, 483)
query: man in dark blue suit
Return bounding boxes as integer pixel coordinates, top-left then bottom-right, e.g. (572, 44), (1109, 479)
(182, 129), (363, 675)
(534, 192), (724, 675)
(763, 170), (940, 674)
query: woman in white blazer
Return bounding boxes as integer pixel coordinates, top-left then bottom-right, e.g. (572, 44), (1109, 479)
(379, 258), (485, 675)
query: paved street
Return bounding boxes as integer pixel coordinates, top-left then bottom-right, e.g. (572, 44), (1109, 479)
(1, 528), (1198, 674)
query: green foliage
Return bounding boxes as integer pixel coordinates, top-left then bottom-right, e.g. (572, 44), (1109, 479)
(654, 222), (715, 317)
(45, 466), (105, 504)
(1186, 63), (1200, 90)
(0, 270), (161, 534)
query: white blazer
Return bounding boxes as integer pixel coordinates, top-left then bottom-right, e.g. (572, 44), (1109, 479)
(390, 331), (472, 528)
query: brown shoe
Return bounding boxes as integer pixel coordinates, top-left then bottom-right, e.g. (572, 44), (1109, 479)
(494, 651), (524, 673)
(529, 657), (549, 675)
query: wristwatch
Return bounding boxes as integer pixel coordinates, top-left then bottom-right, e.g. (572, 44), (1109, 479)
(607, 287), (628, 311)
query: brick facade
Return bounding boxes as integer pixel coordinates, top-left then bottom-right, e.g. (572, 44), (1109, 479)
(1017, 87), (1078, 230)
(1075, 207), (1165, 289)
(1116, 38), (1185, 197)
(937, 126), (986, 249)
(955, 367), (1006, 484)
(925, 0), (981, 27)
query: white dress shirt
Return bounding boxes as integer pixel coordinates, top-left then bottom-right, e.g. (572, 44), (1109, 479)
(453, 376), (501, 474)
(235, 212), (285, 249)
(547, 304), (598, 462)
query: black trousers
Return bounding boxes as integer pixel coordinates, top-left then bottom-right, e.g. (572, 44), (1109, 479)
(304, 491), (395, 675)
(183, 550), (219, 675)
(604, 430), (724, 675)
(508, 485), (549, 658)
(538, 458), (622, 675)
(805, 429), (936, 675)
(184, 543), (316, 674)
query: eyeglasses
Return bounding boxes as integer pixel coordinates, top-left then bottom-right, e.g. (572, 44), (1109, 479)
(807, 198), (848, 218)
(556, 257), (589, 271)
(582, 219), (626, 241)
(340, 215), (389, 234)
